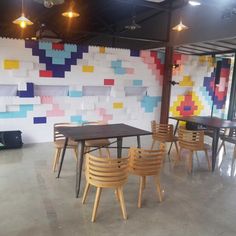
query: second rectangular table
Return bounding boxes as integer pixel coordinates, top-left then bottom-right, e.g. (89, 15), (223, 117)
(169, 116), (236, 171)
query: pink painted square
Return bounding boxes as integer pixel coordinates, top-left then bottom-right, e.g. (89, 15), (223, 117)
(126, 68), (134, 74)
(41, 96), (53, 104)
(140, 50), (150, 58)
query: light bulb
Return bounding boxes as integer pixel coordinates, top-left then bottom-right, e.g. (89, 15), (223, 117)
(44, 0), (54, 8)
(68, 11), (73, 18)
(20, 21), (26, 28)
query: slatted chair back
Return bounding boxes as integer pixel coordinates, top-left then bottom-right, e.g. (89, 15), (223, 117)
(54, 123), (79, 142)
(129, 148), (165, 176)
(151, 121), (174, 142)
(85, 154), (129, 188)
(178, 128), (205, 150)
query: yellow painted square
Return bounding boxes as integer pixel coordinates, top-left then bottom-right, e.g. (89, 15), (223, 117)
(99, 47), (105, 53)
(82, 65), (94, 73)
(4, 60), (20, 70)
(113, 102), (123, 109)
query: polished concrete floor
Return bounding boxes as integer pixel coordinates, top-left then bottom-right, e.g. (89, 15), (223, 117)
(0, 136), (236, 236)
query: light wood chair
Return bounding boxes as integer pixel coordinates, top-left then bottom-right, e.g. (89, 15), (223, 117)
(52, 123), (79, 172)
(151, 121), (179, 162)
(83, 121), (111, 158)
(178, 127), (211, 173)
(129, 147), (165, 208)
(82, 154), (129, 222)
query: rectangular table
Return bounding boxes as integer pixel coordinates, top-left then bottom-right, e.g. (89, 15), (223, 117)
(169, 116), (236, 171)
(56, 123), (152, 197)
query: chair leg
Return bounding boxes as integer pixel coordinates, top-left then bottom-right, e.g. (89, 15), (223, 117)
(223, 141), (227, 155)
(143, 176), (146, 189)
(91, 187), (102, 222)
(115, 189), (120, 202)
(117, 187), (127, 220)
(173, 147), (181, 167)
(98, 149), (102, 157)
(154, 176), (162, 202)
(174, 141), (180, 162)
(106, 148), (111, 158)
(188, 151), (193, 173)
(52, 148), (61, 172)
(138, 176), (145, 208)
(151, 140), (156, 150)
(73, 147), (78, 161)
(204, 149), (211, 171)
(82, 182), (90, 204)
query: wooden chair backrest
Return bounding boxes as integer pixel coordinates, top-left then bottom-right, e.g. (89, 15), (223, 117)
(129, 147), (165, 176)
(151, 121), (174, 141)
(178, 128), (204, 150)
(85, 154), (129, 188)
(54, 123), (79, 142)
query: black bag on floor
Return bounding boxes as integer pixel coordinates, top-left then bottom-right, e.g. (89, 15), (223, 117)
(0, 130), (23, 149)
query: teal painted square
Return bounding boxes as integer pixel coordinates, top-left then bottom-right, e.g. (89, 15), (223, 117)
(141, 96), (161, 113)
(52, 57), (65, 65)
(71, 116), (83, 123)
(46, 50), (71, 59)
(64, 44), (77, 52)
(157, 52), (165, 64)
(133, 80), (143, 86)
(114, 67), (126, 75)
(111, 60), (122, 68)
(69, 90), (83, 97)
(0, 105), (33, 119)
(39, 42), (52, 50)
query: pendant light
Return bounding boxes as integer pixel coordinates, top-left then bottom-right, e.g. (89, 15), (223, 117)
(13, 0), (33, 28)
(62, 0), (79, 18)
(172, 20), (189, 32)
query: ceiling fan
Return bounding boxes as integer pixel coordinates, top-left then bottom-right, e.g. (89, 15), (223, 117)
(34, 0), (64, 8)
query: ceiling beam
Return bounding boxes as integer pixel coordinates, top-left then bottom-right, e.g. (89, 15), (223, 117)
(114, 0), (170, 11)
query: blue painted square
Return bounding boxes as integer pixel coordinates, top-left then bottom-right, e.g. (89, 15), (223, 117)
(34, 117), (47, 124)
(184, 106), (191, 111)
(133, 80), (143, 86)
(130, 50), (140, 57)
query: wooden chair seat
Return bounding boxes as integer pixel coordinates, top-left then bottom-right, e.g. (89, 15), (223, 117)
(82, 154), (129, 222)
(54, 139), (78, 148)
(129, 147), (165, 208)
(52, 123), (79, 172)
(85, 139), (110, 147)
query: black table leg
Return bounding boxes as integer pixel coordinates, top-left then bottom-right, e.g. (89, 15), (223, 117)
(168, 120), (179, 155)
(137, 135), (141, 148)
(212, 128), (220, 172)
(57, 137), (68, 178)
(117, 137), (123, 158)
(76, 140), (85, 198)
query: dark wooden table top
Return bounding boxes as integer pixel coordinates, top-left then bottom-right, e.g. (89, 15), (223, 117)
(56, 123), (152, 141)
(169, 116), (236, 129)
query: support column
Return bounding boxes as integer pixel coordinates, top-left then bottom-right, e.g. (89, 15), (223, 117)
(160, 46), (173, 124)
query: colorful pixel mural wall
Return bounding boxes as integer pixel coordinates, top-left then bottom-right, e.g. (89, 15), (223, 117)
(170, 54), (231, 118)
(0, 38), (164, 143)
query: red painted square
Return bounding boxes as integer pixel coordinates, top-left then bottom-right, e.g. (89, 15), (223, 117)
(39, 70), (53, 77)
(52, 43), (64, 50)
(104, 79), (114, 85)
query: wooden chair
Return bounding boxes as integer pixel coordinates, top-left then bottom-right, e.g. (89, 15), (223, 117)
(178, 128), (211, 173)
(52, 123), (79, 172)
(83, 121), (111, 157)
(129, 147), (165, 208)
(82, 154), (129, 222)
(151, 121), (179, 161)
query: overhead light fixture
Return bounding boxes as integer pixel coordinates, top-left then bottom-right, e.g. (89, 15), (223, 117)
(125, 16), (141, 31)
(34, 0), (64, 8)
(13, 0), (33, 28)
(188, 1), (201, 6)
(172, 20), (189, 32)
(62, 0), (80, 18)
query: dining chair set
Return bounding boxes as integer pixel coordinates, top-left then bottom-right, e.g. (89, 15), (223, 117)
(51, 120), (236, 222)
